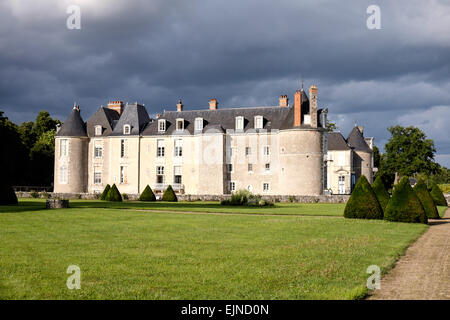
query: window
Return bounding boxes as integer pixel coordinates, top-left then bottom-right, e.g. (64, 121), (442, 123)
(156, 166), (164, 184)
(229, 181), (236, 192)
(60, 139), (68, 158)
(227, 163), (233, 172)
(94, 168), (102, 184)
(120, 166), (127, 184)
(265, 163), (270, 171)
(158, 119), (166, 132)
(195, 118), (203, 131)
(120, 139), (127, 158)
(174, 166), (182, 184)
(254, 116), (263, 129)
(263, 183), (270, 192)
(263, 146), (270, 156)
(95, 126), (102, 136)
(248, 163), (253, 172)
(157, 139), (165, 157)
(94, 141), (102, 158)
(59, 166), (68, 184)
(174, 139), (182, 157)
(123, 124), (131, 135)
(235, 116), (244, 131)
(176, 119), (184, 131)
(245, 147), (251, 156)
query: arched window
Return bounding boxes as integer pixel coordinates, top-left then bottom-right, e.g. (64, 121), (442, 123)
(95, 125), (102, 136)
(123, 124), (131, 135)
(158, 119), (166, 132)
(254, 115), (263, 129)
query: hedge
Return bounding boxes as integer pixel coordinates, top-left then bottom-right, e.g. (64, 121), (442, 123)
(372, 175), (390, 212)
(100, 184), (111, 201)
(162, 185), (177, 202)
(414, 180), (440, 219)
(344, 175), (383, 219)
(0, 184), (18, 205)
(105, 184), (122, 202)
(430, 182), (447, 206)
(384, 177), (427, 224)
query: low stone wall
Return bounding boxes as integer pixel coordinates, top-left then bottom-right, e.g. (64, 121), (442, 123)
(46, 199), (69, 209)
(17, 191), (350, 203)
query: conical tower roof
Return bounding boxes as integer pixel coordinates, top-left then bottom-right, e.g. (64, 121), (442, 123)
(56, 107), (87, 137)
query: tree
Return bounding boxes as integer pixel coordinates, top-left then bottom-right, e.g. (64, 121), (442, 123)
(162, 185), (177, 202)
(429, 182), (447, 207)
(0, 184), (18, 205)
(413, 180), (440, 219)
(344, 175), (383, 219)
(384, 177), (428, 224)
(372, 175), (390, 212)
(380, 126), (439, 182)
(32, 111), (61, 138)
(326, 120), (338, 132)
(30, 129), (56, 186)
(139, 185), (156, 201)
(100, 184), (111, 200)
(373, 145), (381, 169)
(105, 184), (122, 202)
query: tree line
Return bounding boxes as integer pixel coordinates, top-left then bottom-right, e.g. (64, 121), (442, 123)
(0, 110), (60, 187)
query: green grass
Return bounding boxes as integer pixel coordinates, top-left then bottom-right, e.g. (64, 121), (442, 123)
(16, 198), (347, 217)
(0, 200), (428, 299)
(437, 206), (448, 218)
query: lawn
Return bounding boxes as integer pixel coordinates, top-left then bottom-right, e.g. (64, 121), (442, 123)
(0, 200), (429, 299)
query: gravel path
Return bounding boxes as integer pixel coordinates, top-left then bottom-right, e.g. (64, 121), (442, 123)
(368, 208), (450, 300)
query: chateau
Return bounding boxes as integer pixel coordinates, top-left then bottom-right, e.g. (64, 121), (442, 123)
(54, 85), (374, 196)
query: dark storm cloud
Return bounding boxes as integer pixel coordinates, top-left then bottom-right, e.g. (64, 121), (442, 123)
(0, 0), (449, 165)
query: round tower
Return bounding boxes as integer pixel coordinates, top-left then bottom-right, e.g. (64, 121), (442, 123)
(54, 106), (88, 194)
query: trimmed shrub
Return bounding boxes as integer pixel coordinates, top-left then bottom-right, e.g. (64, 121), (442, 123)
(162, 185), (177, 202)
(229, 189), (251, 206)
(139, 185), (156, 202)
(0, 184), (18, 205)
(372, 175), (390, 212)
(30, 190), (39, 198)
(414, 180), (440, 219)
(100, 184), (111, 201)
(344, 175), (383, 219)
(430, 182), (447, 206)
(105, 184), (122, 202)
(384, 177), (427, 224)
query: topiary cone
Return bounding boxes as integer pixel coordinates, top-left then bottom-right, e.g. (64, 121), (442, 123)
(384, 177), (427, 224)
(414, 180), (440, 219)
(344, 175), (383, 219)
(105, 184), (122, 202)
(139, 185), (156, 201)
(430, 182), (447, 207)
(0, 184), (18, 205)
(372, 175), (390, 212)
(100, 184), (111, 201)
(162, 185), (177, 202)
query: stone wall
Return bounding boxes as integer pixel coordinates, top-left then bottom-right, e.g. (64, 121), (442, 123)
(16, 191), (350, 203)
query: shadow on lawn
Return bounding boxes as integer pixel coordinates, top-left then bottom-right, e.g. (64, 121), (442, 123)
(0, 200), (48, 213)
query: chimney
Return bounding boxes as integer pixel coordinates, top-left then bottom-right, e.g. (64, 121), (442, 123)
(279, 95), (289, 107)
(108, 100), (124, 115)
(294, 90), (302, 127)
(309, 85), (318, 128)
(177, 99), (183, 112)
(156, 113), (161, 119)
(358, 126), (364, 134)
(209, 98), (218, 110)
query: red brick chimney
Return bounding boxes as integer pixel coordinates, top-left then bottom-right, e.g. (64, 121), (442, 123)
(279, 95), (289, 107)
(294, 90), (302, 127)
(209, 98), (218, 110)
(108, 100), (124, 115)
(177, 99), (183, 112)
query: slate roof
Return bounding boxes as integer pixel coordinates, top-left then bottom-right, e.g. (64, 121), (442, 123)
(327, 132), (351, 150)
(55, 108), (87, 137)
(141, 106), (293, 136)
(86, 107), (120, 137)
(347, 126), (372, 152)
(110, 103), (151, 136)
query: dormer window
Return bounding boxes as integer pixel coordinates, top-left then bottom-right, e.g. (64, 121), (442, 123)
(254, 116), (263, 129)
(158, 119), (166, 132)
(235, 116), (244, 131)
(195, 118), (203, 131)
(95, 125), (102, 136)
(176, 118), (184, 131)
(123, 124), (131, 135)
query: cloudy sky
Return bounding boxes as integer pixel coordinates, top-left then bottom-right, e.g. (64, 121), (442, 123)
(1, 0), (449, 166)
